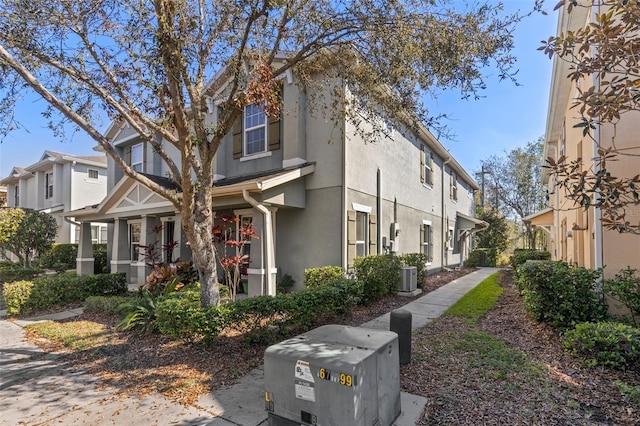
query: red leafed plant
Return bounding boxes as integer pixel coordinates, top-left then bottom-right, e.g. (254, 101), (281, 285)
(213, 215), (258, 302)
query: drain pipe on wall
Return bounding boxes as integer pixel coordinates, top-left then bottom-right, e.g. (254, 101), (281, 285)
(243, 189), (276, 296)
(441, 157), (451, 269)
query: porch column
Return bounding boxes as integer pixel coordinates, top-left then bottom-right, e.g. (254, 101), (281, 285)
(76, 222), (94, 276)
(110, 218), (130, 278)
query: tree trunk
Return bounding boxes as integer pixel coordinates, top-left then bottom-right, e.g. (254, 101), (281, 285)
(181, 184), (221, 308)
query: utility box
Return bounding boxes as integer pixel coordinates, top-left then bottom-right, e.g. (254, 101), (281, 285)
(264, 324), (401, 426)
(400, 267), (417, 292)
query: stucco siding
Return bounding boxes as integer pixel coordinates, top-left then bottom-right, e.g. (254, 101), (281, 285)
(276, 186), (343, 288)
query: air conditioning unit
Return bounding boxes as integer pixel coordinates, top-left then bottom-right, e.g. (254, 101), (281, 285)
(264, 324), (401, 426)
(400, 267), (417, 292)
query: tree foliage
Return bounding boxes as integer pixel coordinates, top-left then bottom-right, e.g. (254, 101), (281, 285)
(0, 0), (538, 306)
(0, 208), (57, 267)
(475, 209), (509, 253)
(480, 139), (547, 248)
(540, 0), (640, 234)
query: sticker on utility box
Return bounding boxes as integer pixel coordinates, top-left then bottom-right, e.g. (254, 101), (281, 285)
(294, 379), (316, 402)
(294, 360), (316, 402)
(295, 360), (315, 382)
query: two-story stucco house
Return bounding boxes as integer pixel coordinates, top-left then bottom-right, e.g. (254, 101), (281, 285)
(69, 67), (485, 293)
(0, 150), (108, 245)
(526, 4), (640, 278)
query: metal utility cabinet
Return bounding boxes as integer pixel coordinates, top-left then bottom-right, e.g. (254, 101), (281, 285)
(264, 324), (401, 426)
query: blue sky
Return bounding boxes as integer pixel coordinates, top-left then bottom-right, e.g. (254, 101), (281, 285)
(0, 0), (558, 179)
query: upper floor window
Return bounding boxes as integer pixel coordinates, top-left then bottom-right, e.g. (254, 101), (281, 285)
(88, 169), (99, 180)
(244, 104), (267, 156)
(131, 143), (143, 172)
(14, 184), (19, 206)
(45, 172), (54, 199)
(421, 147), (433, 186)
(450, 171), (458, 201)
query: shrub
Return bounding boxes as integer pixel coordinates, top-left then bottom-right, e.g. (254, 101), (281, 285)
(353, 254), (402, 303)
(400, 253), (428, 286)
(3, 280), (33, 315)
(304, 265), (344, 289)
(564, 322), (640, 369)
(510, 249), (551, 277)
(0, 262), (42, 283)
(84, 295), (137, 315)
(514, 261), (607, 329)
(116, 291), (158, 334)
(604, 267), (640, 326)
(465, 248), (498, 267)
(93, 244), (108, 274)
(156, 291), (226, 342)
(2, 272), (127, 315)
(39, 244), (78, 270)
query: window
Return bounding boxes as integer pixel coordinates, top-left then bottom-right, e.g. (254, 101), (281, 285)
(447, 227), (454, 251)
(244, 104), (267, 156)
(420, 146), (434, 186)
(355, 211), (368, 257)
(131, 143), (143, 172)
(450, 171), (458, 201)
(14, 184), (19, 206)
(129, 222), (141, 261)
(164, 221), (176, 263)
(90, 225), (107, 244)
(45, 172), (54, 199)
(421, 222), (432, 262)
(88, 169), (99, 180)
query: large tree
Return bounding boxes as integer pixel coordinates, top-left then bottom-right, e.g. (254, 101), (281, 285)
(480, 139), (547, 248)
(0, 0), (536, 307)
(540, 0), (640, 234)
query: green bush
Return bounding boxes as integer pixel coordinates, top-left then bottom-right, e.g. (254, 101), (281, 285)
(465, 248), (498, 267)
(353, 254), (402, 303)
(39, 244), (78, 270)
(0, 262), (42, 283)
(116, 291), (158, 334)
(93, 244), (108, 274)
(510, 249), (551, 276)
(153, 279), (364, 344)
(400, 253), (428, 286)
(84, 295), (137, 315)
(2, 272), (127, 315)
(303, 265), (344, 289)
(514, 261), (607, 329)
(604, 267), (640, 326)
(564, 322), (640, 369)
(3, 280), (33, 315)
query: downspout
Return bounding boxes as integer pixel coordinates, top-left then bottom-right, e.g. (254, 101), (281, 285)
(441, 157), (451, 269)
(377, 168), (381, 254)
(242, 189), (276, 296)
(592, 2), (603, 272)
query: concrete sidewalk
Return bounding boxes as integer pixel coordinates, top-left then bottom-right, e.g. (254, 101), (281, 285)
(0, 267), (501, 426)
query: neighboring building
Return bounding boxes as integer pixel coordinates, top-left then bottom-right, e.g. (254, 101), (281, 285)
(0, 185), (6, 206)
(69, 65), (486, 291)
(0, 150), (109, 245)
(526, 5), (640, 278)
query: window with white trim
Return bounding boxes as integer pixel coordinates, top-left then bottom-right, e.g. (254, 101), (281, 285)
(131, 143), (143, 172)
(422, 222), (432, 261)
(45, 172), (54, 199)
(14, 184), (19, 206)
(355, 211), (368, 257)
(244, 104), (267, 156)
(88, 169), (99, 180)
(447, 227), (454, 251)
(450, 171), (458, 201)
(129, 221), (141, 261)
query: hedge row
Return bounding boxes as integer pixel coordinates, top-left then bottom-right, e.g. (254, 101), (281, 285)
(38, 243), (108, 274)
(3, 272), (127, 315)
(154, 279), (364, 344)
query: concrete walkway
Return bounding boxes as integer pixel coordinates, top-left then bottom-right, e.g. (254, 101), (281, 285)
(0, 267), (501, 426)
